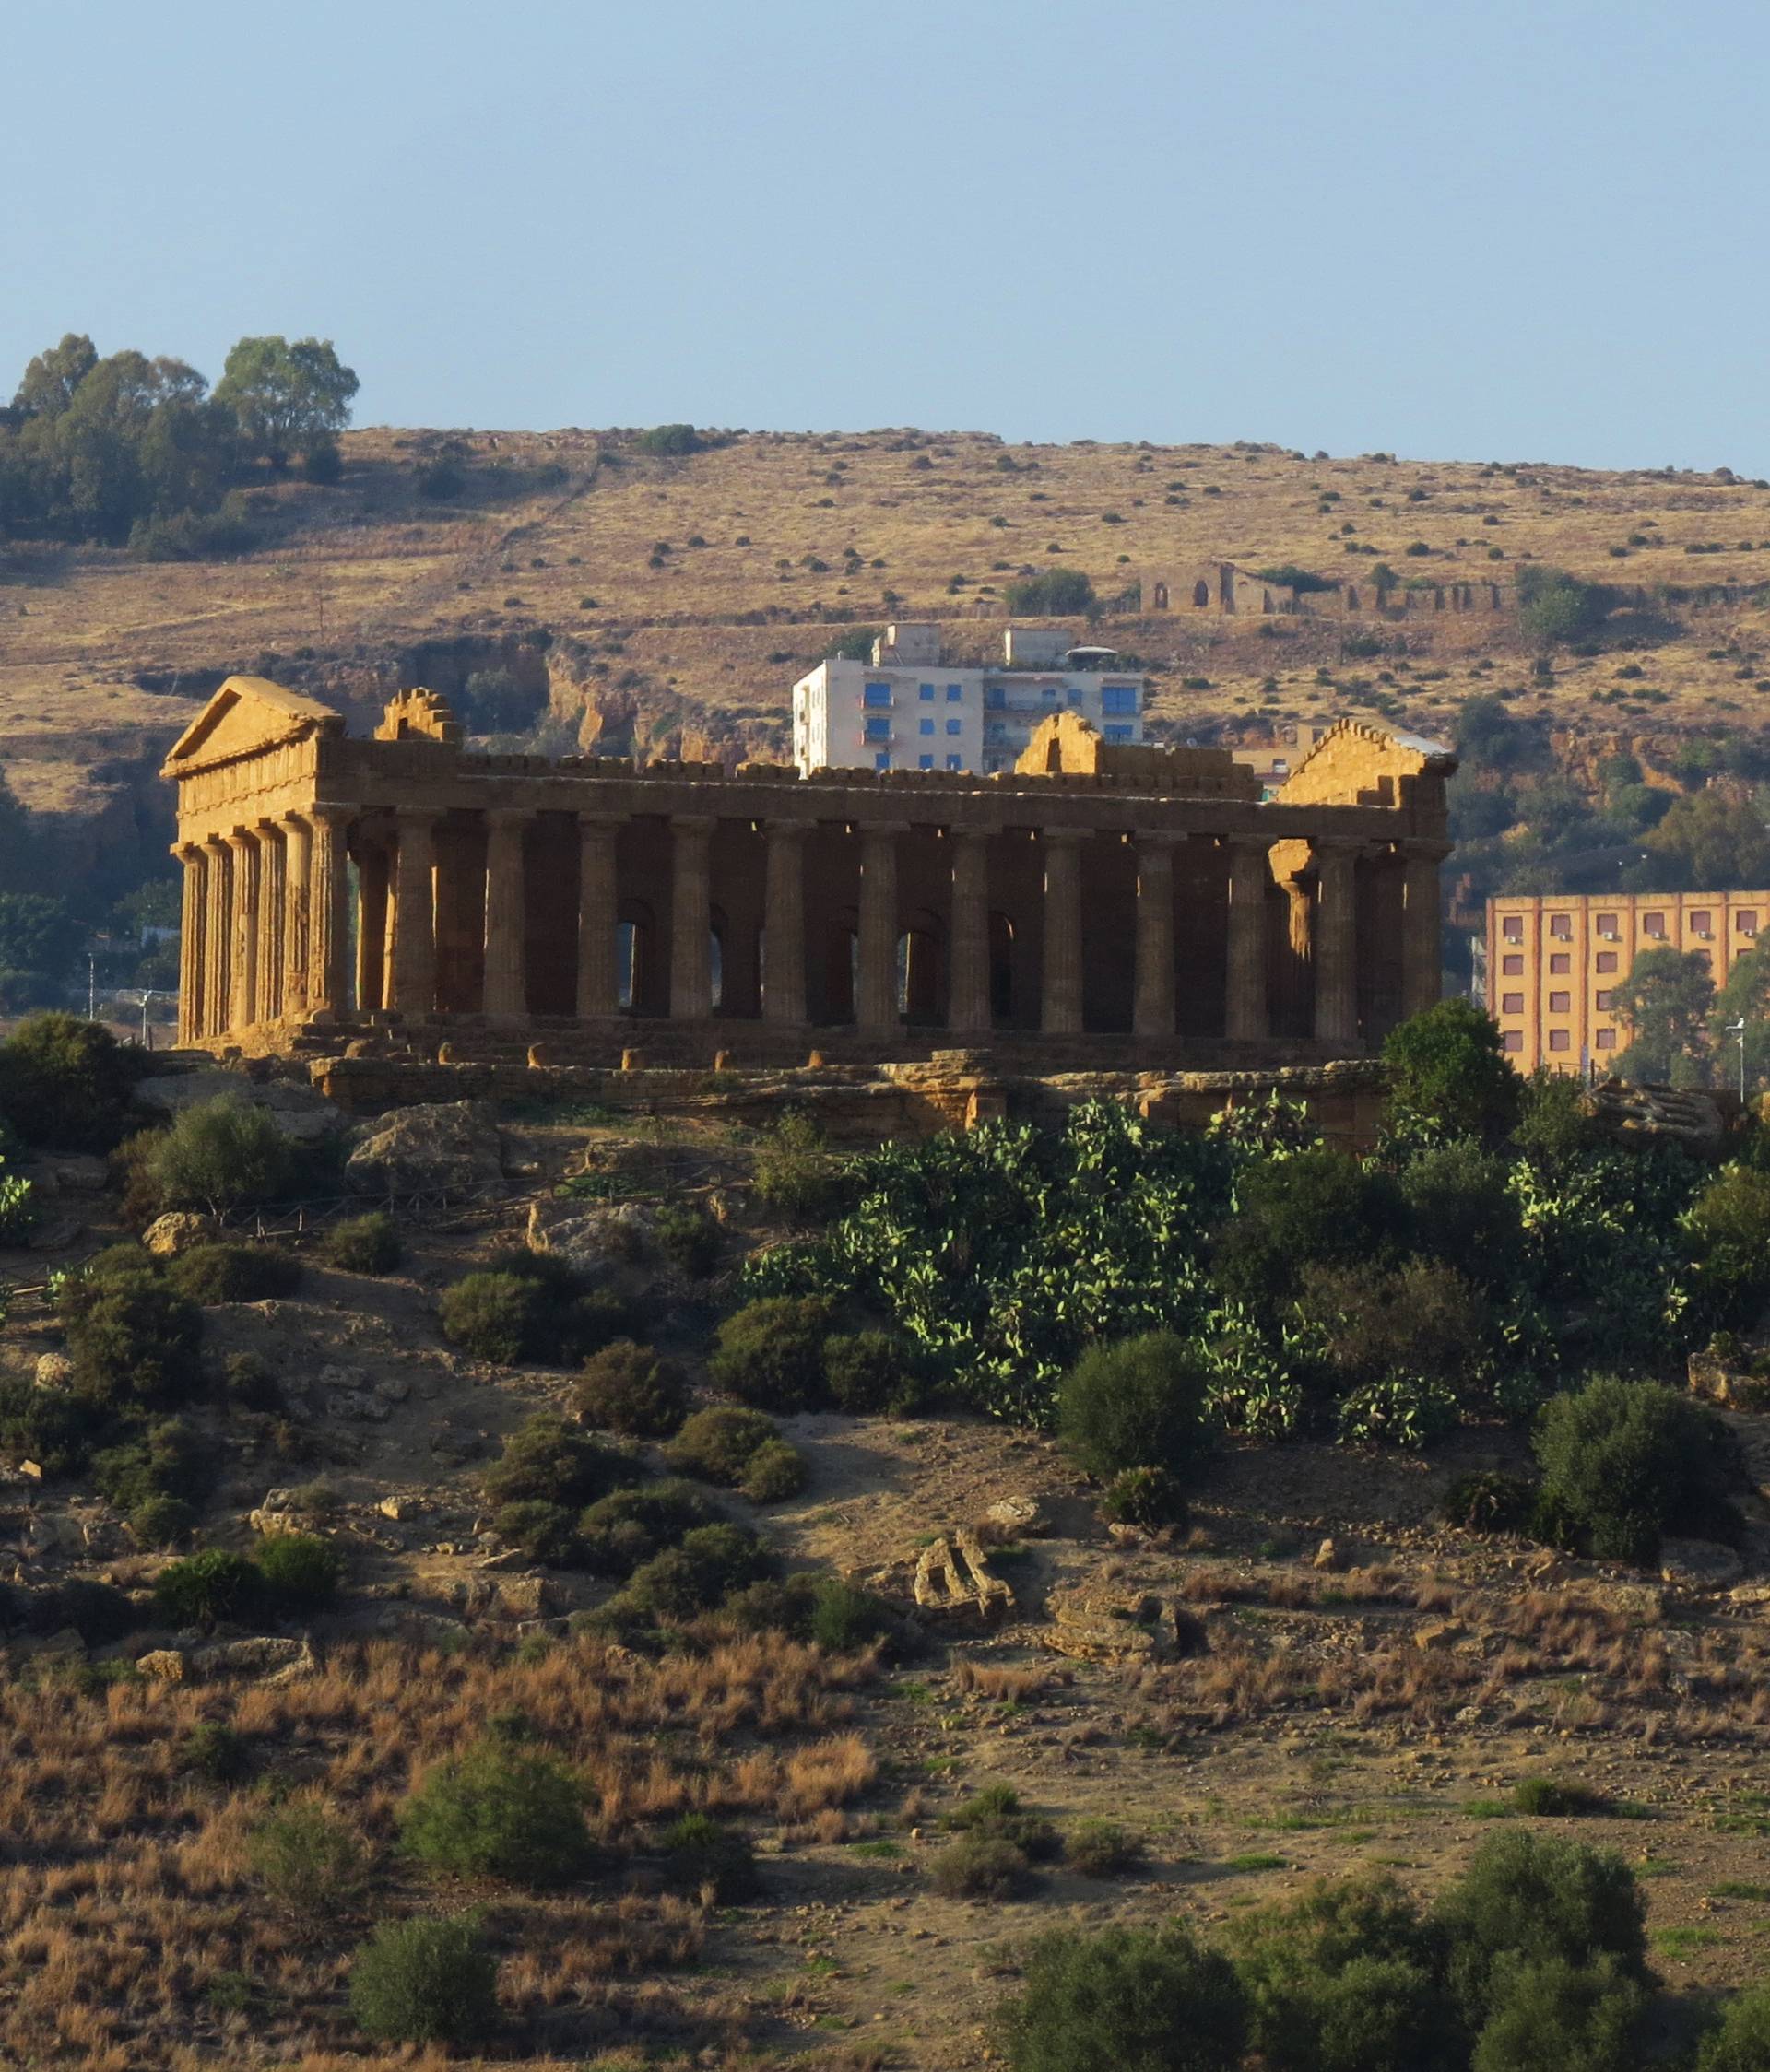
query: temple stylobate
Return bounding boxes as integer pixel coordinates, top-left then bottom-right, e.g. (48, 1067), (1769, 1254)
(161, 678), (1455, 1065)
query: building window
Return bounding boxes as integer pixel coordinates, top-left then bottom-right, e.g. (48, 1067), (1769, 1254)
(1595, 951), (1617, 973)
(985, 721), (1006, 741)
(985, 686), (1005, 710)
(1067, 689), (1084, 707)
(1691, 911), (1712, 932)
(919, 683), (935, 701)
(947, 683), (962, 700)
(917, 753), (934, 770)
(1644, 913), (1665, 936)
(1550, 991), (1570, 1012)
(1502, 954), (1524, 976)
(918, 717), (935, 736)
(863, 681), (892, 708)
(1596, 912), (1617, 932)
(1503, 1030), (1524, 1054)
(1103, 724), (1135, 742)
(1596, 990), (1613, 1010)
(946, 754), (963, 771)
(1695, 948), (1712, 965)
(1548, 1029), (1571, 1052)
(1596, 1028), (1615, 1050)
(873, 751), (891, 771)
(1739, 911), (1759, 934)
(1503, 916), (1523, 942)
(1550, 953), (1570, 974)
(945, 717), (962, 736)
(1102, 685), (1139, 715)
(1502, 992), (1524, 1013)
(863, 715), (891, 742)
(1550, 915), (1572, 939)
(1041, 686), (1059, 703)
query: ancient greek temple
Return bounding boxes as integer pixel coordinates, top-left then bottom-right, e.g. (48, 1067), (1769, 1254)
(161, 678), (1454, 1064)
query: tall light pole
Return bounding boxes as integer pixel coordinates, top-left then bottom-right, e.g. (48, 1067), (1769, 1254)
(1726, 1017), (1748, 1106)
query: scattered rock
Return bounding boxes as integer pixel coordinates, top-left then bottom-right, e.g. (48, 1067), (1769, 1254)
(1660, 1539), (1745, 1591)
(1043, 1583), (1175, 1664)
(135, 1068), (345, 1145)
(190, 1635), (314, 1678)
(141, 1211), (219, 1259)
(1106, 1522), (1144, 1549)
(913, 1527), (1013, 1620)
(136, 1648), (186, 1681)
(346, 1101), (505, 1201)
(497, 1574), (553, 1619)
(525, 1197), (653, 1277)
(32, 1352), (74, 1392)
(981, 1494), (1056, 1540)
(1313, 1536), (1345, 1572)
(1413, 1619), (1467, 1651)
(379, 1494), (422, 1522)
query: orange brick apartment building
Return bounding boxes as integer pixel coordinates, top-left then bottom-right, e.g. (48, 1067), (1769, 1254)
(1487, 891), (1765, 1075)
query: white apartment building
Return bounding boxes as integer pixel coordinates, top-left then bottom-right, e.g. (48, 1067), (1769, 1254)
(790, 623), (1146, 777)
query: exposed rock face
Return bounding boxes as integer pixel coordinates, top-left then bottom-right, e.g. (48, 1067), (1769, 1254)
(345, 1101), (505, 1201)
(525, 1196), (653, 1277)
(134, 1068), (346, 1145)
(142, 1211), (218, 1257)
(1584, 1078), (1724, 1154)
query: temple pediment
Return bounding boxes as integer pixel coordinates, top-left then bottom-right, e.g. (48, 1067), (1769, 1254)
(159, 676), (343, 780)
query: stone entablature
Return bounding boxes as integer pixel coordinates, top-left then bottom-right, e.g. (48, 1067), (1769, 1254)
(161, 677), (1456, 1062)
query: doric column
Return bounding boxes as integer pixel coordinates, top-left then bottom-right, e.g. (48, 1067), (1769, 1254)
(1225, 836), (1270, 1042)
(949, 827), (994, 1035)
(668, 815), (716, 1019)
(203, 836), (230, 1038)
(387, 806), (439, 1018)
(226, 829), (259, 1031)
(762, 820), (808, 1026)
(856, 821), (904, 1033)
(307, 806), (353, 1020)
(1040, 828), (1086, 1035)
(482, 808), (531, 1022)
(281, 813), (313, 1019)
(355, 839), (389, 1015)
(1401, 842), (1448, 1020)
(575, 814), (621, 1019)
(175, 843), (206, 1047)
(1313, 840), (1361, 1044)
(1132, 832), (1181, 1040)
(254, 819), (285, 1025)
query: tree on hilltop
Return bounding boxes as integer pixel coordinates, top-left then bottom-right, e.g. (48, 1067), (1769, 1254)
(216, 336), (359, 469)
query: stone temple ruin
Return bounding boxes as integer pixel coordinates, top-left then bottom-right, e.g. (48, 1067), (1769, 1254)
(161, 677), (1454, 1085)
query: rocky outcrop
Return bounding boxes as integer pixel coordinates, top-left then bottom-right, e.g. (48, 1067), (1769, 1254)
(345, 1101), (505, 1201)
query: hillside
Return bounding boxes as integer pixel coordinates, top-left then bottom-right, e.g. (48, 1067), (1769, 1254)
(6, 424), (1770, 899)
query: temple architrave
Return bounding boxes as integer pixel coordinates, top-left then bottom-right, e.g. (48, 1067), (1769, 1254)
(160, 677), (1455, 1065)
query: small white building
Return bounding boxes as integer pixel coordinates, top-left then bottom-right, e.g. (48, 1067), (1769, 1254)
(790, 623), (1146, 776)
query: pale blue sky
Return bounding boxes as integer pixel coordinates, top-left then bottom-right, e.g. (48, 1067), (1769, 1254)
(6, 0), (1765, 470)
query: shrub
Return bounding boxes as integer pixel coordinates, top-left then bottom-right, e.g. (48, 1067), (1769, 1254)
(1382, 1145), (1521, 1291)
(166, 1242), (301, 1305)
(495, 1499), (579, 1565)
(664, 1405), (779, 1485)
(741, 1437), (808, 1501)
(1512, 1777), (1611, 1819)
(1065, 1819), (1144, 1878)
(1213, 1145), (1399, 1309)
(808, 1575), (898, 1653)
(37, 1576), (137, 1644)
(348, 1913), (500, 2045)
(1431, 1831), (1649, 2026)
(1698, 1984), (1770, 2072)
(322, 1211), (402, 1274)
(440, 1260), (626, 1365)
(823, 1330), (917, 1414)
(660, 1811), (759, 1901)
(91, 1415), (211, 1513)
(1686, 1165), (1770, 1325)
(398, 1736), (595, 1886)
(257, 1531), (343, 1612)
(1443, 1471), (1540, 1534)
(932, 1831), (1039, 1900)
(245, 1798), (366, 1906)
(1101, 1465), (1188, 1527)
(996, 1923), (1247, 2072)
(942, 1782), (1061, 1861)
(708, 1296), (835, 1412)
(1471, 1954), (1649, 2072)
(654, 1205), (720, 1277)
(179, 1721), (253, 1784)
(1533, 1375), (1742, 1564)
(1057, 1332), (1212, 1483)
(1383, 999), (1523, 1148)
(573, 1338), (688, 1437)
(577, 1479), (718, 1574)
(59, 1259), (203, 1407)
(638, 422), (701, 455)
(621, 1522), (768, 1620)
(301, 438), (342, 484)
(131, 1493), (195, 1547)
(1002, 569), (1096, 616)
(0, 1012), (138, 1151)
(223, 1348), (282, 1412)
(482, 1412), (639, 1509)
(0, 1377), (93, 1477)
(154, 1548), (263, 1629)
(134, 1096), (299, 1216)
(1335, 1373), (1459, 1449)
(751, 1112), (844, 1218)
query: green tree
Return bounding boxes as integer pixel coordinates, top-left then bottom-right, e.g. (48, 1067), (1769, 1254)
(1645, 791), (1770, 890)
(348, 1913), (499, 2045)
(1711, 938), (1770, 1089)
(996, 1923), (1247, 2072)
(1383, 998), (1522, 1145)
(12, 333), (98, 418)
(1534, 1375), (1741, 1564)
(1611, 946), (1715, 1082)
(215, 336), (359, 468)
(1003, 569), (1096, 615)
(0, 894), (78, 982)
(398, 1736), (595, 1886)
(1516, 566), (1611, 650)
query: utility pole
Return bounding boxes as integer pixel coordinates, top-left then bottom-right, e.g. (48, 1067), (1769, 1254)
(1727, 1017), (1748, 1107)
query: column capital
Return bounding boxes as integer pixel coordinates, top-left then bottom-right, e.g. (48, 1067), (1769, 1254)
(1134, 830), (1185, 858)
(224, 825), (257, 850)
(1223, 830), (1271, 854)
(1039, 824), (1089, 849)
(950, 822), (999, 845)
(394, 804), (440, 827)
(576, 809), (624, 834)
(171, 839), (203, 861)
(667, 812), (717, 836)
(856, 818), (913, 840)
(308, 801), (354, 830)
(762, 816), (809, 838)
(1398, 839), (1452, 864)
(484, 806), (535, 831)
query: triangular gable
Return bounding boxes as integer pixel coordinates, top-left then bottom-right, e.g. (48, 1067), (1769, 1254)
(1274, 716), (1456, 809)
(160, 676), (343, 778)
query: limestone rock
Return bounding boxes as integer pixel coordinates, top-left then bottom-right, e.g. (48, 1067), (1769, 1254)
(346, 1101), (505, 1202)
(1043, 1583), (1174, 1664)
(32, 1351), (74, 1392)
(913, 1527), (1013, 1620)
(135, 1068), (345, 1146)
(136, 1648), (186, 1680)
(378, 1494), (422, 1522)
(1660, 1539), (1746, 1591)
(190, 1634), (313, 1678)
(497, 1574), (553, 1619)
(525, 1196), (653, 1277)
(981, 1494), (1056, 1540)
(1413, 1619), (1467, 1651)
(142, 1211), (218, 1258)
(1313, 1537), (1345, 1572)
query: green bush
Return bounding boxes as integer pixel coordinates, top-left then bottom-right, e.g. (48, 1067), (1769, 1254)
(1057, 1332), (1212, 1483)
(577, 1479), (719, 1575)
(823, 1330), (917, 1414)
(1533, 1375), (1742, 1564)
(1431, 1831), (1649, 2027)
(659, 1811), (758, 1901)
(572, 1338), (688, 1437)
(1443, 1471), (1540, 1534)
(322, 1211), (402, 1275)
(0, 1377), (94, 1477)
(637, 422), (701, 455)
(1212, 1145), (1399, 1309)
(1065, 1819), (1144, 1878)
(483, 1413), (639, 1510)
(154, 1548), (263, 1629)
(1100, 1465), (1188, 1527)
(166, 1242), (300, 1305)
(664, 1405), (779, 1485)
(495, 1498), (580, 1565)
(223, 1348), (282, 1412)
(398, 1736), (595, 1886)
(750, 1112), (844, 1218)
(58, 1257), (203, 1407)
(440, 1258), (627, 1365)
(996, 1923), (1247, 2071)
(1698, 1984), (1770, 2072)
(941, 1783), (1061, 1862)
(1302, 1256), (1493, 1404)
(621, 1522), (769, 1621)
(654, 1205), (720, 1277)
(1382, 999), (1522, 1147)
(130, 1493), (195, 1547)
(1686, 1165), (1770, 1325)
(179, 1721), (253, 1784)
(132, 1096), (299, 1217)
(34, 1577), (137, 1644)
(707, 1295), (835, 1413)
(808, 1575), (898, 1653)
(1002, 568), (1096, 616)
(741, 1437), (808, 1502)
(931, 1831), (1039, 1901)
(0, 1013), (138, 1151)
(1471, 1954), (1649, 2072)
(247, 1800), (367, 1914)
(92, 1415), (211, 1513)
(1510, 1777), (1611, 1819)
(257, 1531), (343, 1611)
(1335, 1373), (1459, 1450)
(348, 1913), (500, 2045)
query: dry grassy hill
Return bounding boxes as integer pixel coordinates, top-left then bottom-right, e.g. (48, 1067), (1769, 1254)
(6, 424), (1770, 892)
